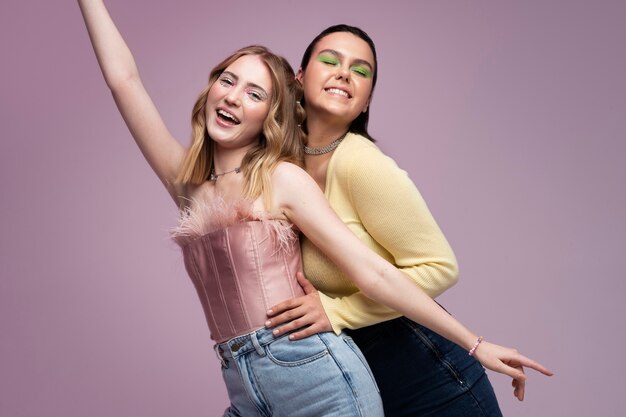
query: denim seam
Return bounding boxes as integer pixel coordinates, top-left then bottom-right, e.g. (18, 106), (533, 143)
(319, 334), (365, 417)
(460, 373), (492, 417)
(401, 319), (466, 386)
(242, 353), (271, 416)
(343, 336), (380, 393)
(264, 336), (329, 367)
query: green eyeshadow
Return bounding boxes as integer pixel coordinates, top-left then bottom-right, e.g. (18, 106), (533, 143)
(317, 54), (339, 65)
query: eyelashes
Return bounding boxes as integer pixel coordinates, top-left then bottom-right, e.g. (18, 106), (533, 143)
(247, 90), (264, 102)
(350, 65), (371, 78)
(219, 76), (235, 86)
(317, 54), (339, 66)
(316, 54), (372, 78)
(217, 75), (267, 102)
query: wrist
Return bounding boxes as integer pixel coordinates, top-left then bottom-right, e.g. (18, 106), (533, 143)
(456, 330), (480, 351)
(468, 336), (484, 356)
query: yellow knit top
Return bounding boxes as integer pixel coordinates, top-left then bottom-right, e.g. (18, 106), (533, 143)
(301, 133), (459, 334)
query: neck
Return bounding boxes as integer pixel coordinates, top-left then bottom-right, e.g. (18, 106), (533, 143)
(213, 143), (251, 174)
(305, 113), (351, 147)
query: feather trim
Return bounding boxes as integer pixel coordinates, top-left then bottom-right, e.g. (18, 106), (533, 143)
(261, 215), (298, 255)
(171, 196), (296, 253)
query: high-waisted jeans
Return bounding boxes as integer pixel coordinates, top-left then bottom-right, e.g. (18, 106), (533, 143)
(347, 317), (503, 417)
(215, 327), (384, 417)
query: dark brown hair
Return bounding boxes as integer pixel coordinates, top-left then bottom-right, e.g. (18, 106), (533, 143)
(300, 24), (378, 141)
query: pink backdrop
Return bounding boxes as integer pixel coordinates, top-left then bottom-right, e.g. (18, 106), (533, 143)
(2, 0), (624, 416)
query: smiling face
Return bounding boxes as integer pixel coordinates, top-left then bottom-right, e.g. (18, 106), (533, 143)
(297, 31), (375, 128)
(205, 54), (272, 151)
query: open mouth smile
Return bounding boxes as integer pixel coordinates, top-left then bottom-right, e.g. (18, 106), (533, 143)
(325, 87), (351, 99)
(216, 108), (241, 125)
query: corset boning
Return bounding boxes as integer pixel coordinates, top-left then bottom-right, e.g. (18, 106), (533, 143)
(178, 219), (305, 342)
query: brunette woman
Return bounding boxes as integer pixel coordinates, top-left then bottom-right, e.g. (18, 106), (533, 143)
(267, 25), (551, 416)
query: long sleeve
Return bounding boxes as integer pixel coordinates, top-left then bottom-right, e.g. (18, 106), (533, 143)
(302, 134), (459, 334)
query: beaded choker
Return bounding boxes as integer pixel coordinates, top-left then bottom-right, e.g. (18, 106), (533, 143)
(303, 132), (348, 155)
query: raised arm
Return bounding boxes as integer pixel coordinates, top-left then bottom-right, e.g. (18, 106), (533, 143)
(273, 163), (552, 389)
(78, 0), (185, 202)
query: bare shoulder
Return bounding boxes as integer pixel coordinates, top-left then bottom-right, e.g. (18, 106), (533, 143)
(271, 161), (321, 212)
(272, 161), (313, 187)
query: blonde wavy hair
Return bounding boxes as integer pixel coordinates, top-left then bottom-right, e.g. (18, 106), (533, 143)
(176, 45), (305, 209)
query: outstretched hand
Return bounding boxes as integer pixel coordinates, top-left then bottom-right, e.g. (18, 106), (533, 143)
(473, 341), (554, 401)
(265, 272), (333, 340)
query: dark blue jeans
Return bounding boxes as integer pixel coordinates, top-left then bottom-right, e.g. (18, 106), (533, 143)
(346, 317), (503, 417)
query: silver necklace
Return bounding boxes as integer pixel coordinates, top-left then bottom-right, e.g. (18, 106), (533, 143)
(304, 132), (348, 155)
(209, 166), (241, 181)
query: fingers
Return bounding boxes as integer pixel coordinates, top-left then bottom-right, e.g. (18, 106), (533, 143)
(266, 305), (305, 328)
(296, 271), (316, 294)
(496, 361), (527, 382)
(515, 354), (554, 377)
(502, 349), (554, 376)
(272, 316), (307, 337)
(287, 323), (324, 340)
(477, 342), (552, 402)
(481, 343), (553, 378)
(266, 308), (323, 339)
(265, 282), (332, 341)
(265, 304), (332, 339)
(267, 296), (305, 317)
(493, 361), (526, 401)
(477, 343), (526, 381)
(266, 273), (319, 316)
(513, 365), (526, 401)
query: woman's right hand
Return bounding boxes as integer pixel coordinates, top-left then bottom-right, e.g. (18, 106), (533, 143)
(472, 340), (554, 401)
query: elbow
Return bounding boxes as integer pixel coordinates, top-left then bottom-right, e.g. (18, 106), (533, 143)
(358, 274), (387, 303)
(356, 263), (397, 305)
(106, 71), (140, 93)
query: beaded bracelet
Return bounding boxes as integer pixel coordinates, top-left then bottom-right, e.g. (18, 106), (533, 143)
(468, 336), (484, 356)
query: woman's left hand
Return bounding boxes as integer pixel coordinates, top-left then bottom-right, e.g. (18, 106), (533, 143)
(473, 341), (554, 401)
(265, 272), (333, 340)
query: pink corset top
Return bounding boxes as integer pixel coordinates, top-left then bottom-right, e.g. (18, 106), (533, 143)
(172, 199), (305, 343)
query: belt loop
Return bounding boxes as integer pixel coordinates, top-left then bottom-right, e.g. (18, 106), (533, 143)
(214, 344), (228, 368)
(251, 331), (265, 357)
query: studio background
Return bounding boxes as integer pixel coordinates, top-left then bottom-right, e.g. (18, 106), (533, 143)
(1, 1), (624, 416)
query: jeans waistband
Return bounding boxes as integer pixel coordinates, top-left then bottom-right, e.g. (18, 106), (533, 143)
(214, 327), (287, 365)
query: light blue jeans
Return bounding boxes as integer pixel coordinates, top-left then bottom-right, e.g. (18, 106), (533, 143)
(215, 327), (384, 417)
